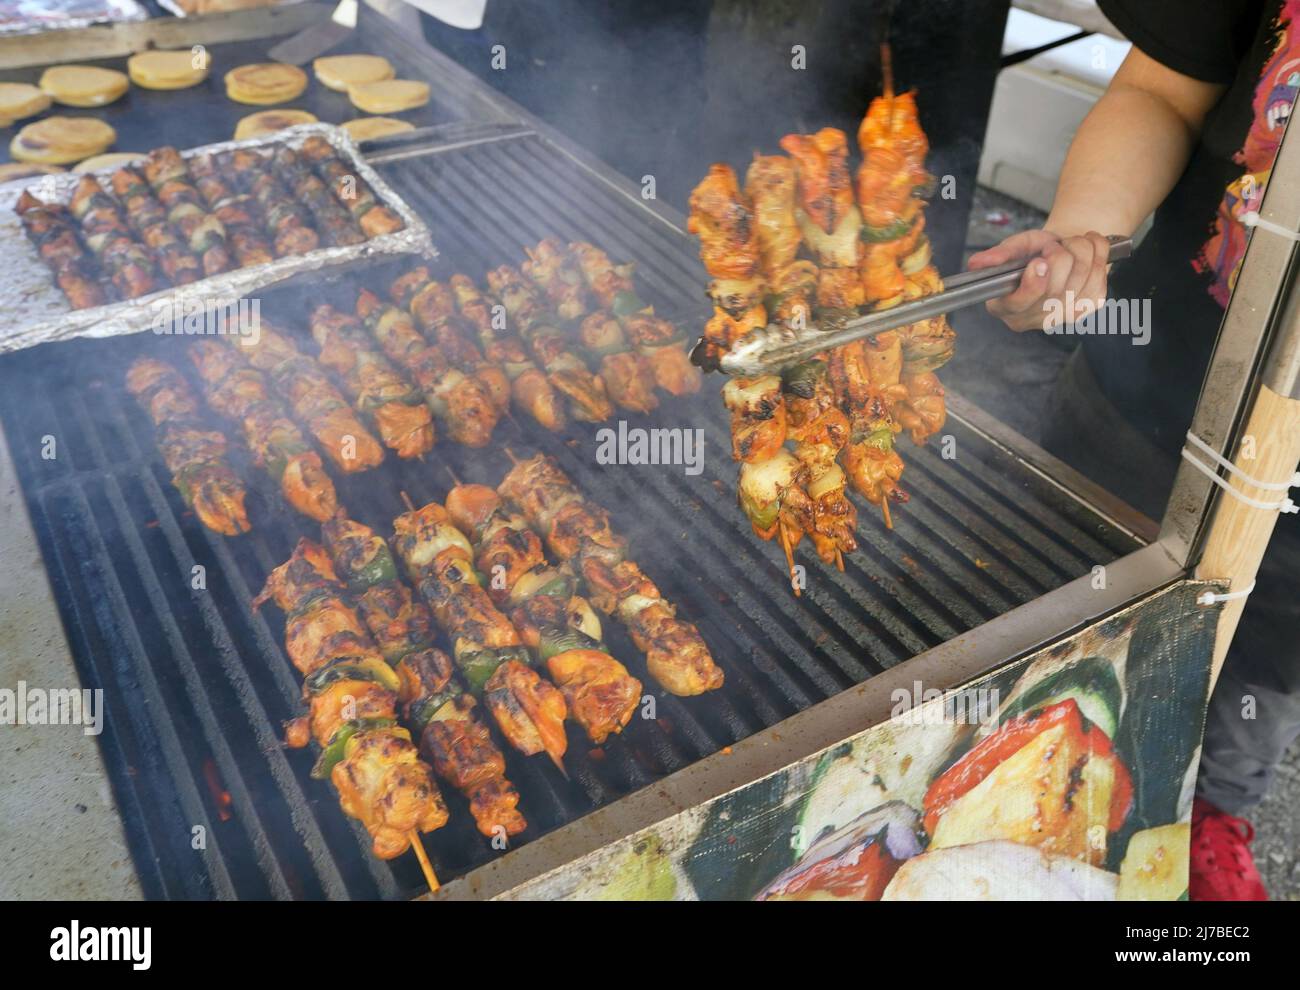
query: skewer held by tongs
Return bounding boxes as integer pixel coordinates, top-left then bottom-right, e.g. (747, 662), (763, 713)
(700, 234), (1133, 377)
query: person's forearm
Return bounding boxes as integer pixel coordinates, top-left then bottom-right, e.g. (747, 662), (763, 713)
(1045, 86), (1199, 237)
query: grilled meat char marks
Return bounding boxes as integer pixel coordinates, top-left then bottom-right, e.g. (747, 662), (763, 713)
(189, 338), (339, 522)
(125, 358), (250, 536)
(688, 88), (951, 584)
(309, 303), (436, 460)
(499, 455), (723, 697)
(14, 191), (106, 310)
(321, 514), (526, 839)
(238, 321), (385, 473)
(254, 538), (449, 861)
(445, 482), (641, 745)
(392, 500), (569, 771)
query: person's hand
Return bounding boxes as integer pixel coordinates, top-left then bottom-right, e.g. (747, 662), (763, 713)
(966, 229), (1113, 332)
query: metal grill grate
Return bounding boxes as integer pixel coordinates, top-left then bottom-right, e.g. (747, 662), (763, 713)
(0, 132), (1141, 898)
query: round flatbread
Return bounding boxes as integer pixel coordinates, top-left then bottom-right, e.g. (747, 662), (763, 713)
(0, 162), (64, 184)
(340, 116), (416, 143)
(10, 116), (116, 165)
(313, 54), (394, 92)
(0, 83), (52, 127)
(346, 79), (428, 114)
(128, 49), (212, 90)
(73, 152), (146, 173)
(233, 108), (318, 140)
(224, 62), (308, 105)
(39, 65), (130, 108)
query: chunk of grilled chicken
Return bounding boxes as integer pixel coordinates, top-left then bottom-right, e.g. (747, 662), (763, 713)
(486, 265), (613, 423)
(568, 240), (636, 309)
(580, 557), (724, 696)
(253, 538), (340, 613)
(744, 154), (802, 273)
(687, 163), (762, 281)
(16, 191), (107, 310)
(522, 237), (591, 321)
(618, 312), (702, 397)
(446, 482), (640, 744)
(893, 371), (947, 445)
(356, 289), (501, 448)
(125, 358), (251, 536)
(237, 324), (386, 472)
(499, 455), (724, 697)
(309, 303), (436, 459)
(780, 128), (862, 269)
(391, 501), (569, 769)
(189, 339), (339, 522)
(858, 89), (931, 188)
(448, 273), (567, 431)
(394, 649), (527, 838)
(332, 725), (450, 860)
(391, 267), (512, 414)
(283, 600), (373, 676)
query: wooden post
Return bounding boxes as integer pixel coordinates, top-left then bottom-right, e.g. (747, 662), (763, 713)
(1194, 382), (1300, 682)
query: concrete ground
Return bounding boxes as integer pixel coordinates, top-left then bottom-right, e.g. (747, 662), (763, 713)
(957, 186), (1299, 900)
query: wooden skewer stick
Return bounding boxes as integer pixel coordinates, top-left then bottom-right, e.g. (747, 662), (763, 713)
(408, 831), (440, 894)
(445, 466), (462, 487)
(503, 446), (521, 466)
(881, 494), (893, 531)
(400, 490), (416, 513)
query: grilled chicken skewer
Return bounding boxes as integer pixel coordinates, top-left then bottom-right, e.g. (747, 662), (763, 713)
(221, 148), (321, 257)
(321, 513), (527, 838)
(521, 238), (659, 414)
(109, 166), (203, 286)
(690, 165), (845, 578)
(273, 147), (367, 248)
(355, 288), (500, 448)
(308, 304), (436, 459)
(188, 338), (339, 522)
(298, 136), (405, 238)
(444, 481), (642, 745)
(125, 358), (251, 536)
(499, 454), (724, 696)
(566, 240), (703, 398)
(69, 174), (160, 299)
(15, 191), (106, 310)
(485, 265), (613, 423)
(391, 495), (570, 773)
(235, 322), (386, 473)
(448, 273), (566, 432)
(254, 539), (450, 861)
(141, 147), (233, 278)
(389, 267), (512, 416)
(187, 152), (276, 268)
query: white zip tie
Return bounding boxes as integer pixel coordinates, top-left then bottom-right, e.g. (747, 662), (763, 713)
(1242, 210), (1300, 240)
(1184, 431), (1300, 491)
(1180, 433), (1300, 513)
(1198, 581), (1256, 606)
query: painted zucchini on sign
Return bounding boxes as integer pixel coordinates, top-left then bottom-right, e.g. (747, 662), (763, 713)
(504, 581), (1219, 900)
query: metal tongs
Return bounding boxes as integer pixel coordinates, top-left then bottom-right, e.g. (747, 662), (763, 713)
(700, 234), (1133, 377)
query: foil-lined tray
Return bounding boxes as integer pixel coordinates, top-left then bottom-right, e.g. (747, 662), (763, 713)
(0, 0), (147, 35)
(0, 122), (434, 354)
(154, 0), (304, 19)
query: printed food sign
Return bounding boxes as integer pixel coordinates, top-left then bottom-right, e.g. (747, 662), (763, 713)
(504, 582), (1217, 900)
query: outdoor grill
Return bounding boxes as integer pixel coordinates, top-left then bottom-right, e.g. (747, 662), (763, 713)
(3, 3), (1295, 904)
(0, 111), (1145, 896)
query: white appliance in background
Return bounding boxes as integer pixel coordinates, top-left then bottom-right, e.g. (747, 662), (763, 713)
(978, 5), (1131, 213)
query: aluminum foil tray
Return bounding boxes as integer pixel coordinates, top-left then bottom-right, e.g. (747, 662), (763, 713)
(0, 0), (146, 36)
(0, 122), (434, 354)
